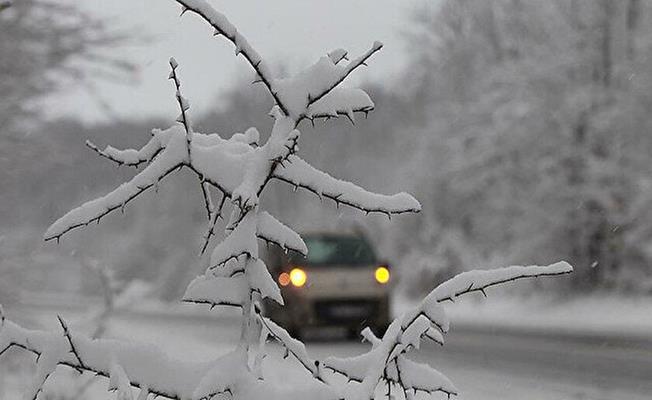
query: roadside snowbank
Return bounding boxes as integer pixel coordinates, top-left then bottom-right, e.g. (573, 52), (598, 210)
(395, 293), (652, 341)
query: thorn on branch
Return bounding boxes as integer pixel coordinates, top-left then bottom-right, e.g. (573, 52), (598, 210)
(57, 315), (85, 372)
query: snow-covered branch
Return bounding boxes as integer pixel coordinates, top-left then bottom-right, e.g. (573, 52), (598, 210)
(430, 262), (573, 303)
(200, 180), (215, 221)
(302, 41), (383, 116)
(45, 127), (189, 242)
(274, 155), (422, 216)
(0, 318), (209, 400)
(324, 262), (572, 400)
(85, 135), (163, 168)
(29, 3), (577, 400)
(175, 0), (290, 116)
(256, 211), (307, 255)
(256, 311), (326, 382)
(305, 88), (375, 124)
(272, 44), (382, 120)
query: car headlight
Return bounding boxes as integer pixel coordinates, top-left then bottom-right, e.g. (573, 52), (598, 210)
(278, 272), (291, 287)
(290, 267), (307, 287)
(375, 266), (390, 284)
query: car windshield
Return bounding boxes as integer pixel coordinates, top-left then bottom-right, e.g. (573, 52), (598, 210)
(291, 235), (377, 266)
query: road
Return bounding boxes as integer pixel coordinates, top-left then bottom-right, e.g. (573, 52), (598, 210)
(416, 326), (652, 400)
(4, 305), (652, 400)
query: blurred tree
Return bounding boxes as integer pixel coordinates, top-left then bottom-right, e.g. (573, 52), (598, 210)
(0, 0), (132, 132)
(400, 0), (652, 291)
(0, 2), (141, 305)
(0, 0), (133, 225)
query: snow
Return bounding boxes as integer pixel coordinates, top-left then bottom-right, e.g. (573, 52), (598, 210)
(440, 293), (652, 340)
(86, 135), (162, 166)
(209, 211), (258, 268)
(261, 316), (320, 378)
(247, 259), (283, 305)
(327, 49), (348, 65)
(396, 358), (457, 396)
(401, 295), (449, 334)
(3, 303), (650, 400)
(306, 87), (374, 121)
(323, 351), (375, 382)
(26, 335), (68, 400)
(191, 137), (250, 192)
(274, 56), (351, 117)
(256, 211), (307, 255)
(109, 361), (133, 400)
(239, 380), (339, 400)
(274, 155), (421, 215)
(0, 319), (209, 399)
(429, 262), (573, 303)
(191, 349), (247, 400)
(231, 127), (260, 146)
(318, 262), (576, 400)
(423, 326), (444, 346)
(272, 42), (383, 119)
(28, 3), (586, 400)
(45, 126), (189, 241)
(399, 314), (431, 350)
(183, 275), (248, 308)
(177, 0), (384, 120)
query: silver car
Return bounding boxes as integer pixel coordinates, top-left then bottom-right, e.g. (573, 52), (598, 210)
(265, 232), (391, 339)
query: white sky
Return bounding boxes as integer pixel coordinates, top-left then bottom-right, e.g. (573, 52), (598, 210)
(44, 0), (434, 123)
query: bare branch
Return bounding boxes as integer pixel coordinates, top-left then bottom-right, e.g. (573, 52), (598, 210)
(200, 191), (227, 255)
(168, 57), (193, 146)
(57, 315), (85, 372)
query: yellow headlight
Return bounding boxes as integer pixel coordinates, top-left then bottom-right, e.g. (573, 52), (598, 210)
(375, 266), (390, 284)
(290, 268), (307, 287)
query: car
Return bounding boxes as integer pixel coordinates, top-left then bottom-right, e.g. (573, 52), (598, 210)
(264, 232), (391, 339)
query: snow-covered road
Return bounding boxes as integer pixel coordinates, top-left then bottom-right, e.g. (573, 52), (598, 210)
(4, 306), (651, 400)
(416, 327), (652, 400)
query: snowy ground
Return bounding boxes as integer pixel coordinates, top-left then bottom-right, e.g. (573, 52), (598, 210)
(427, 293), (652, 340)
(2, 298), (650, 400)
